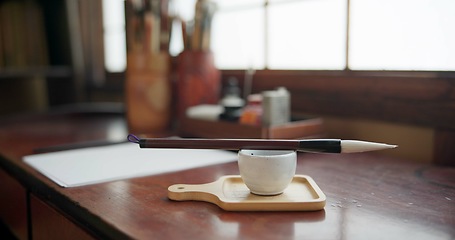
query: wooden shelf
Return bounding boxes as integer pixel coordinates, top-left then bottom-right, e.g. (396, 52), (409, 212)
(0, 66), (72, 79)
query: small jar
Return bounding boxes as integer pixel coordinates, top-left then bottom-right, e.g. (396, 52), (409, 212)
(239, 94), (262, 126)
(219, 77), (245, 122)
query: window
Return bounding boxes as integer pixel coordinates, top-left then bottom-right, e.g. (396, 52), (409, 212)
(212, 1), (266, 69)
(102, 0), (126, 73)
(349, 0), (455, 71)
(103, 0), (455, 72)
(267, 0), (346, 70)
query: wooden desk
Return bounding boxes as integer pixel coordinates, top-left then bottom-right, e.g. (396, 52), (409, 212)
(0, 110), (454, 239)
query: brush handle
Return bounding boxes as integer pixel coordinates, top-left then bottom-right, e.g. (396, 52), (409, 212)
(138, 138), (300, 151)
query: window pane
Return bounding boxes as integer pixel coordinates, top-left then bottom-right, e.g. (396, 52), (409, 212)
(104, 32), (127, 72)
(212, 5), (265, 69)
(268, 0), (347, 70)
(103, 0), (126, 72)
(349, 0), (455, 71)
(212, 0), (263, 9)
(171, 0), (197, 22)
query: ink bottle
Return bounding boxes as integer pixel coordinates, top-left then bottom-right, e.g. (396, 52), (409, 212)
(219, 77), (245, 122)
(239, 94), (262, 126)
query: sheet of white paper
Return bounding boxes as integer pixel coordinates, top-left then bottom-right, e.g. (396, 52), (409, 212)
(23, 143), (237, 187)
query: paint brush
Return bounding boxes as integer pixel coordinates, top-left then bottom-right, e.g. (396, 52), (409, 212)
(128, 135), (397, 153)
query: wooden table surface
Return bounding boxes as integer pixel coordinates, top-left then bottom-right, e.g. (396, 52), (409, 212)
(0, 110), (454, 240)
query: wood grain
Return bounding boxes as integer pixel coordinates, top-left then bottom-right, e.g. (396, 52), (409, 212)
(0, 110), (453, 239)
(434, 129), (455, 166)
(0, 169), (28, 240)
(30, 195), (95, 240)
(168, 175), (326, 211)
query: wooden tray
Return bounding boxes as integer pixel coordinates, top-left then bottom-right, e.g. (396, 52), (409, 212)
(168, 175), (326, 211)
(178, 117), (324, 139)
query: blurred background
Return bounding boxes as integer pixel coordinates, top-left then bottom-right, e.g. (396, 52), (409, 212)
(0, 0), (454, 164)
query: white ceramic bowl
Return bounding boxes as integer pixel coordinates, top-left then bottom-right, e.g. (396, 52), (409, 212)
(238, 149), (296, 195)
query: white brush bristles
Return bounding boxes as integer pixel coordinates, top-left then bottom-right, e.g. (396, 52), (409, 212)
(341, 140), (397, 153)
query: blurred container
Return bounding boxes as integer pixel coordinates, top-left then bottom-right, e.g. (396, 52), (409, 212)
(262, 87), (291, 127)
(125, 0), (172, 134)
(176, 50), (220, 120)
(219, 77), (244, 122)
(239, 94), (263, 126)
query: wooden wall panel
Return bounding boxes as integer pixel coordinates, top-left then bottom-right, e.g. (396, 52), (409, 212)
(434, 129), (455, 166)
(0, 168), (28, 240)
(30, 195), (94, 240)
(221, 70), (455, 129)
